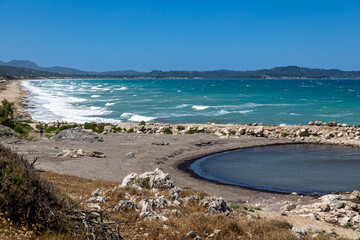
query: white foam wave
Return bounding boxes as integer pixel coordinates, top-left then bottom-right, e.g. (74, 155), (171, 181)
(115, 87), (128, 90)
(105, 103), (115, 106)
(289, 113), (300, 116)
(121, 112), (132, 117)
(91, 95), (100, 98)
(21, 81), (118, 123)
(192, 105), (209, 110)
(128, 115), (156, 122)
(173, 104), (191, 109)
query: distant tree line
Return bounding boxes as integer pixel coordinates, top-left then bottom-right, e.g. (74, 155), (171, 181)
(1, 65), (360, 79)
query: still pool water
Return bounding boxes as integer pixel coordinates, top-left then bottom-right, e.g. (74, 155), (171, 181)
(190, 144), (360, 195)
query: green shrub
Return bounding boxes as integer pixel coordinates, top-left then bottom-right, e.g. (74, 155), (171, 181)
(163, 127), (173, 134)
(0, 99), (15, 128)
(112, 127), (122, 133)
(176, 125), (185, 131)
(127, 128), (134, 133)
(84, 122), (104, 133)
(45, 126), (58, 133)
(55, 124), (78, 134)
(186, 129), (204, 134)
(281, 132), (289, 137)
(139, 120), (146, 126)
(229, 130), (236, 135)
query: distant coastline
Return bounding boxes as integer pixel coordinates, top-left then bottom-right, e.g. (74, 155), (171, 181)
(2, 60), (360, 80)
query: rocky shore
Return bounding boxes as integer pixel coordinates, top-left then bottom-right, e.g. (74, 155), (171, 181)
(37, 119), (360, 148)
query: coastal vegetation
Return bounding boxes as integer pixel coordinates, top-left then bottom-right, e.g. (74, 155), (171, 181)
(2, 61), (360, 79)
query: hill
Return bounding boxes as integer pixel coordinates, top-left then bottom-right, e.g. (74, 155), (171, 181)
(1, 60), (360, 79)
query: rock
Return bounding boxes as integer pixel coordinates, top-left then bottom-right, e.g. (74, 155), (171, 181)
(88, 203), (101, 210)
(291, 226), (307, 238)
(139, 199), (153, 213)
(84, 151), (106, 158)
(352, 215), (360, 223)
(125, 152), (135, 158)
(116, 201), (138, 212)
(91, 189), (104, 196)
(320, 202), (331, 212)
(253, 126), (264, 136)
(201, 197), (232, 214)
(77, 149), (85, 156)
(169, 187), (182, 201)
(186, 231), (197, 238)
(308, 121), (314, 126)
(120, 173), (139, 187)
(281, 204), (297, 211)
(104, 125), (112, 133)
(137, 168), (174, 189)
(54, 128), (104, 142)
(146, 211), (160, 220)
(0, 125), (19, 139)
(339, 216), (351, 226)
(321, 194), (344, 209)
(154, 196), (168, 209)
(307, 213), (319, 220)
(350, 190), (360, 199)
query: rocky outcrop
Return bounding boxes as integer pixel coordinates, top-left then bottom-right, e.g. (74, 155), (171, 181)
(200, 197), (233, 215)
(56, 148), (106, 158)
(120, 168), (174, 189)
(288, 193), (360, 230)
(54, 128), (104, 143)
(0, 125), (19, 139)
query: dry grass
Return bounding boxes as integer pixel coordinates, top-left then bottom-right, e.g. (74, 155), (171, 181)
(39, 171), (352, 240)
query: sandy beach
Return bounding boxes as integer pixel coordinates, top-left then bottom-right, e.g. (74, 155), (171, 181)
(1, 79), (360, 238)
(0, 80), (31, 119)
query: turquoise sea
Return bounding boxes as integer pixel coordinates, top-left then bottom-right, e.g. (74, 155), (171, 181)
(22, 79), (360, 125)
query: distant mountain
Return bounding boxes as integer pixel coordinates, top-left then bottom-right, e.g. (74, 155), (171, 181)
(1, 60), (360, 79)
(0, 60), (143, 76)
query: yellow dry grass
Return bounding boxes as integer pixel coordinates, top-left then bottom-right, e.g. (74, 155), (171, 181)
(39, 171), (350, 240)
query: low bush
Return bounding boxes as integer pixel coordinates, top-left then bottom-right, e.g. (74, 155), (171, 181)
(84, 122), (104, 133)
(163, 127), (173, 134)
(177, 125), (185, 131)
(138, 120), (146, 126)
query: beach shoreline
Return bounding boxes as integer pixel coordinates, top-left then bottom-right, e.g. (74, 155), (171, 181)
(1, 79), (360, 238)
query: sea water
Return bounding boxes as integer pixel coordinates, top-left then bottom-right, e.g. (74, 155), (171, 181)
(21, 79), (360, 125)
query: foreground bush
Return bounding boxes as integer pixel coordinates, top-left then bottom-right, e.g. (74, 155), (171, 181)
(0, 144), (72, 233)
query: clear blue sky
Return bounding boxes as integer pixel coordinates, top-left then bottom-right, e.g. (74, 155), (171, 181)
(1, 0), (360, 71)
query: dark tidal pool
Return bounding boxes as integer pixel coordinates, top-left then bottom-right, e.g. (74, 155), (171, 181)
(189, 144), (360, 195)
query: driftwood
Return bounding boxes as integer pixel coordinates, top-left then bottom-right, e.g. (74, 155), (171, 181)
(69, 208), (123, 240)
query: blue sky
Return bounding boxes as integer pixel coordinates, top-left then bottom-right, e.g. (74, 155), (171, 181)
(1, 0), (360, 71)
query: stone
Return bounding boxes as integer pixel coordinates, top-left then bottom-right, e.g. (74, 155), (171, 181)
(125, 152), (135, 158)
(339, 216), (351, 226)
(350, 190), (360, 199)
(88, 203), (101, 210)
(281, 204), (296, 211)
(77, 149), (85, 156)
(308, 121), (314, 126)
(352, 215), (360, 223)
(54, 128), (104, 142)
(320, 202), (330, 212)
(321, 194), (344, 209)
(120, 173), (138, 187)
(91, 189), (104, 196)
(137, 168), (175, 189)
(201, 197), (233, 214)
(253, 126), (264, 136)
(186, 231), (197, 238)
(291, 226), (307, 238)
(116, 201), (138, 212)
(154, 196), (168, 209)
(139, 199), (153, 213)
